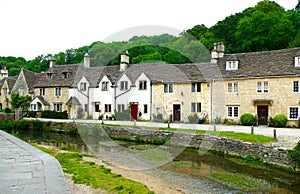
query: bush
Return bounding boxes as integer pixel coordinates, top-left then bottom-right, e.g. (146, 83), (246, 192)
(31, 119), (44, 131)
(214, 116), (222, 124)
(269, 114), (288, 127)
(188, 113), (199, 124)
(288, 141), (300, 170)
(15, 119), (30, 131)
(4, 107), (11, 113)
(41, 110), (68, 119)
(0, 120), (14, 132)
(240, 113), (257, 126)
(115, 109), (130, 121)
(26, 111), (37, 118)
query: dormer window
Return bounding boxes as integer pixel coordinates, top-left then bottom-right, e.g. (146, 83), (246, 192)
(47, 73), (53, 80)
(226, 61), (238, 70)
(295, 57), (300, 67)
(62, 72), (68, 79)
(80, 82), (87, 91)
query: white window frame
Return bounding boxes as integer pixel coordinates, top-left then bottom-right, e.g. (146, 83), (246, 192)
(53, 103), (62, 112)
(139, 80), (147, 90)
(164, 84), (173, 93)
(191, 82), (201, 92)
(226, 61), (238, 70)
(40, 88), (45, 96)
(257, 81), (268, 93)
(105, 104), (112, 112)
(228, 82), (238, 93)
(227, 106), (239, 118)
(289, 107), (299, 120)
(55, 88), (61, 96)
(80, 82), (87, 91)
(120, 81), (128, 91)
(117, 104), (125, 112)
(102, 81), (109, 91)
(293, 81), (299, 93)
(295, 57), (300, 67)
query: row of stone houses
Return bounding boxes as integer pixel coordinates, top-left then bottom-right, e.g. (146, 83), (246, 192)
(1, 43), (300, 125)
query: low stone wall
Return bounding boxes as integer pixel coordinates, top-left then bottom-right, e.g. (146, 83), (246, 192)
(97, 125), (294, 167)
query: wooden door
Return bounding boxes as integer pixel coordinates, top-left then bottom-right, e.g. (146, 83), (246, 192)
(131, 105), (138, 121)
(173, 104), (181, 122)
(257, 106), (268, 125)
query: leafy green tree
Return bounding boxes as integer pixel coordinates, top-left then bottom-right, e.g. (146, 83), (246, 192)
(10, 93), (32, 110)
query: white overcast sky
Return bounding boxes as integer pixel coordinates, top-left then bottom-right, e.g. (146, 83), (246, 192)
(0, 0), (297, 60)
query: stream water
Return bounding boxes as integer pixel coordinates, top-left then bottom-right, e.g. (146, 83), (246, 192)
(19, 131), (300, 193)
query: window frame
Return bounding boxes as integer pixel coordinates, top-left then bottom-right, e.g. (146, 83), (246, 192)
(289, 107), (299, 120)
(105, 104), (112, 113)
(40, 88), (45, 96)
(117, 104), (125, 112)
(227, 106), (239, 118)
(120, 81), (128, 91)
(53, 103), (62, 112)
(164, 84), (173, 93)
(295, 57), (300, 67)
(226, 61), (238, 70)
(139, 80), (147, 90)
(144, 104), (148, 114)
(55, 88), (61, 96)
(191, 82), (201, 92)
(293, 81), (299, 93)
(102, 81), (109, 91)
(80, 82), (87, 91)
(191, 102), (201, 113)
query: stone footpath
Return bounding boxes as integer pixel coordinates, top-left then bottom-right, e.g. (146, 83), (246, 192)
(0, 130), (70, 194)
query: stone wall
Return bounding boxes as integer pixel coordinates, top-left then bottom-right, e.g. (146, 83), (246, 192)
(96, 125), (294, 167)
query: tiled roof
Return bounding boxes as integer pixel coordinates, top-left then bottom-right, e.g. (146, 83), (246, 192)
(22, 69), (37, 93)
(33, 96), (50, 106)
(66, 96), (81, 105)
(217, 47), (300, 79)
(6, 76), (18, 91)
(34, 64), (80, 87)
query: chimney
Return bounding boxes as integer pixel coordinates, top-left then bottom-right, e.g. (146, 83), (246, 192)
(120, 51), (129, 71)
(211, 42), (225, 64)
(49, 58), (56, 68)
(84, 53), (90, 68)
(0, 65), (8, 80)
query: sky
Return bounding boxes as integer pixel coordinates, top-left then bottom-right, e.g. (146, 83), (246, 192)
(0, 0), (297, 60)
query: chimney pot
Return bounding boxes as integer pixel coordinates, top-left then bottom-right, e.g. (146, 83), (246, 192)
(84, 53), (90, 68)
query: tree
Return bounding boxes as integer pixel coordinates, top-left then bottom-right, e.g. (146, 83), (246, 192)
(10, 93), (32, 110)
(296, 0), (300, 12)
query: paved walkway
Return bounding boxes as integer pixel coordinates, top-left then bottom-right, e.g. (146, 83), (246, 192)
(0, 130), (70, 194)
(37, 118), (300, 149)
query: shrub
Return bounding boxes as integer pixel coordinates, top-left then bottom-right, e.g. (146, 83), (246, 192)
(15, 119), (30, 131)
(288, 141), (300, 170)
(0, 120), (14, 132)
(31, 119), (44, 131)
(240, 113), (257, 126)
(188, 113), (199, 124)
(41, 110), (68, 119)
(115, 109), (130, 121)
(26, 111), (37, 118)
(214, 116), (222, 124)
(269, 114), (288, 128)
(4, 107), (11, 113)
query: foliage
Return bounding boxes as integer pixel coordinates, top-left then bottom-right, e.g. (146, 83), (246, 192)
(269, 114), (288, 127)
(25, 111), (37, 118)
(224, 118), (238, 125)
(188, 113), (199, 124)
(115, 109), (130, 121)
(10, 94), (32, 110)
(154, 113), (163, 122)
(41, 110), (68, 119)
(214, 116), (222, 124)
(288, 141), (300, 170)
(31, 119), (44, 131)
(172, 161), (201, 169)
(206, 173), (270, 192)
(4, 107), (11, 113)
(15, 119), (30, 131)
(0, 120), (15, 132)
(240, 113), (257, 126)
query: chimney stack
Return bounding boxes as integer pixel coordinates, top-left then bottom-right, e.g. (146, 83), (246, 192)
(120, 51), (129, 71)
(49, 58), (56, 68)
(211, 42), (225, 64)
(84, 53), (90, 68)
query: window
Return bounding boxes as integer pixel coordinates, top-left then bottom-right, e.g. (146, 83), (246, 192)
(19, 87), (24, 96)
(191, 102), (201, 113)
(95, 104), (100, 112)
(191, 83), (201, 92)
(228, 82), (238, 93)
(62, 72), (68, 79)
(228, 106), (239, 118)
(55, 88), (61, 96)
(47, 73), (53, 80)
(80, 82), (87, 91)
(120, 81), (128, 91)
(117, 104), (125, 112)
(164, 84), (173, 93)
(53, 103), (62, 112)
(31, 104), (37, 111)
(295, 57), (300, 67)
(289, 107), (299, 120)
(2, 88), (7, 96)
(139, 81), (147, 90)
(105, 104), (111, 112)
(144, 104), (148, 114)
(226, 61), (238, 70)
(84, 104), (88, 112)
(156, 107), (161, 113)
(40, 88), (45, 96)
(257, 81), (268, 93)
(102, 81), (109, 91)
(293, 81), (299, 92)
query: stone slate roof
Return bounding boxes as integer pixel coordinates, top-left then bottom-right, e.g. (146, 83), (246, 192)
(34, 64), (80, 87)
(22, 69), (37, 94)
(217, 47), (300, 79)
(6, 76), (18, 91)
(66, 96), (81, 105)
(33, 96), (50, 106)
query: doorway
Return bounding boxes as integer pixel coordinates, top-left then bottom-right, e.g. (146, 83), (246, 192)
(173, 104), (181, 122)
(257, 106), (268, 125)
(131, 104), (138, 121)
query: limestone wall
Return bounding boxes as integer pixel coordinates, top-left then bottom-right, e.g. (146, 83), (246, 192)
(94, 125), (294, 167)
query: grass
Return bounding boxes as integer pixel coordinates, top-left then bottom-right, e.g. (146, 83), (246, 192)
(172, 161), (201, 169)
(206, 173), (270, 192)
(101, 123), (276, 144)
(33, 145), (154, 194)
